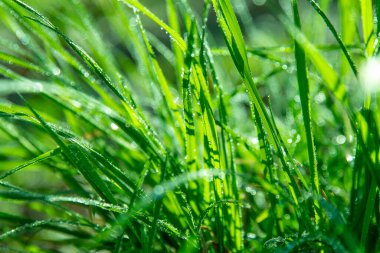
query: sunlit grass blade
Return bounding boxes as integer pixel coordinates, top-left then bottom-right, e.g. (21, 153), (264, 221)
(360, 0), (375, 56)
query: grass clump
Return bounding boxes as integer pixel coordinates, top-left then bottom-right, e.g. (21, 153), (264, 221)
(0, 0), (379, 252)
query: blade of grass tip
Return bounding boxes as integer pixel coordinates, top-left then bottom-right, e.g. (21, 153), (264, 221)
(360, 0), (375, 56)
(0, 147), (60, 180)
(134, 12), (185, 146)
(291, 0), (320, 224)
(18, 94), (118, 205)
(146, 31), (175, 66)
(8, 0), (129, 113)
(0, 118), (91, 198)
(25, 17), (126, 102)
(67, 0), (119, 81)
(11, 0), (131, 107)
(306, 0), (358, 77)
(129, 160), (150, 209)
(120, 0), (186, 51)
(0, 51), (46, 75)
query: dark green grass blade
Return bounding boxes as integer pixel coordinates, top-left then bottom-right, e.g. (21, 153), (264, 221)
(20, 95), (118, 205)
(291, 0), (320, 224)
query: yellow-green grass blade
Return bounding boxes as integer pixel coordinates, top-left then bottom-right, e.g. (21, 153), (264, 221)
(360, 0), (375, 56)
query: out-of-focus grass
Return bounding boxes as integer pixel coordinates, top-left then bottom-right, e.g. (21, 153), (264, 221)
(0, 0), (379, 252)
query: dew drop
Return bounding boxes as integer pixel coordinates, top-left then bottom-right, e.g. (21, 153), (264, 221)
(153, 185), (165, 196)
(345, 154), (354, 162)
(245, 186), (257, 196)
(335, 135), (346, 145)
(110, 122), (119, 131)
(72, 100), (82, 108)
(250, 137), (259, 145)
(246, 233), (257, 240)
(52, 67), (61, 76)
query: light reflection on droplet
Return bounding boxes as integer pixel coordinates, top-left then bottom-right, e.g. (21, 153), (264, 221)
(335, 135), (346, 145)
(110, 122), (119, 131)
(52, 68), (61, 76)
(153, 185), (164, 196)
(245, 186), (257, 196)
(253, 0), (266, 6)
(346, 154), (354, 162)
(250, 137), (259, 145)
(246, 233), (257, 240)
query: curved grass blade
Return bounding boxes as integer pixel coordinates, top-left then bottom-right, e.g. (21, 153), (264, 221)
(305, 0), (358, 77)
(120, 0), (186, 51)
(20, 95), (118, 205)
(280, 14), (348, 102)
(0, 147), (60, 180)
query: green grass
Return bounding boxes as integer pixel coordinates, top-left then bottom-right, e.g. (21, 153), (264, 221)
(0, 0), (379, 252)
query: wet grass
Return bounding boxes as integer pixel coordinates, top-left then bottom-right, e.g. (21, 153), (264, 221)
(0, 0), (379, 252)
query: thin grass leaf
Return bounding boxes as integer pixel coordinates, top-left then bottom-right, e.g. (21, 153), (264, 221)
(291, 0), (320, 224)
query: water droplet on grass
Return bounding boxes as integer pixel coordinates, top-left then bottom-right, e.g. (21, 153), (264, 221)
(153, 185), (165, 197)
(246, 233), (257, 240)
(335, 135), (346, 145)
(315, 92), (326, 103)
(250, 137), (259, 145)
(245, 186), (257, 196)
(345, 154), (354, 162)
(52, 67), (61, 76)
(110, 122), (119, 131)
(72, 100), (82, 108)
